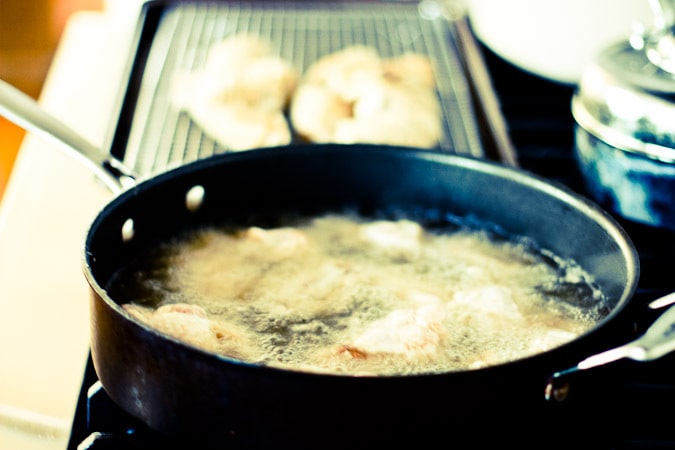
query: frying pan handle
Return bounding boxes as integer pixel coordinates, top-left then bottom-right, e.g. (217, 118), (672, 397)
(545, 292), (675, 403)
(0, 78), (135, 194)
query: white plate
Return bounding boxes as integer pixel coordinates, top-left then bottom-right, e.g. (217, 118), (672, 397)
(467, 0), (654, 84)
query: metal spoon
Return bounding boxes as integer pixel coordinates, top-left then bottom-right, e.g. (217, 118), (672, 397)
(545, 291), (675, 401)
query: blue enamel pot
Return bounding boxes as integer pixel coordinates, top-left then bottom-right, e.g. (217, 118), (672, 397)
(572, 38), (675, 231)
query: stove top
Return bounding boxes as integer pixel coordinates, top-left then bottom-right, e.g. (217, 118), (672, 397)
(66, 39), (675, 450)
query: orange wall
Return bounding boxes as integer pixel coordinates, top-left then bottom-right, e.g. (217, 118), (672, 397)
(0, 0), (103, 199)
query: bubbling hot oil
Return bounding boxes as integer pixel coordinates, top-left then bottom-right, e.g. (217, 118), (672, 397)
(108, 213), (609, 375)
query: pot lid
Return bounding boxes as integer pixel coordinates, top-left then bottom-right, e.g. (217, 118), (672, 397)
(572, 0), (675, 163)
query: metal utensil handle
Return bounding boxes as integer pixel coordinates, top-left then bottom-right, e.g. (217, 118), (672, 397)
(0, 78), (132, 194)
(546, 293), (675, 402)
(576, 296), (675, 371)
(631, 301), (675, 360)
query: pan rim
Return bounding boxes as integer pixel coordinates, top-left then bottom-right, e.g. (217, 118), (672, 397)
(82, 143), (640, 377)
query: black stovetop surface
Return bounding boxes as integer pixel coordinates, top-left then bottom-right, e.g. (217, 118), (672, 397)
(67, 42), (675, 450)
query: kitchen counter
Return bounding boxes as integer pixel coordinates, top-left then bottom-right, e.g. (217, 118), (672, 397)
(0, 5), (141, 449)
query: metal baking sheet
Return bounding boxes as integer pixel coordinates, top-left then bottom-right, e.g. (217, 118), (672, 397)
(106, 0), (486, 179)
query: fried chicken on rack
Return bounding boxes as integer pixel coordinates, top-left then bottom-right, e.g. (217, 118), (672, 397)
(290, 45), (443, 148)
(172, 34), (299, 151)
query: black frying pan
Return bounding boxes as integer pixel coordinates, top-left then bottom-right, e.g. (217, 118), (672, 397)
(0, 79), (641, 447)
